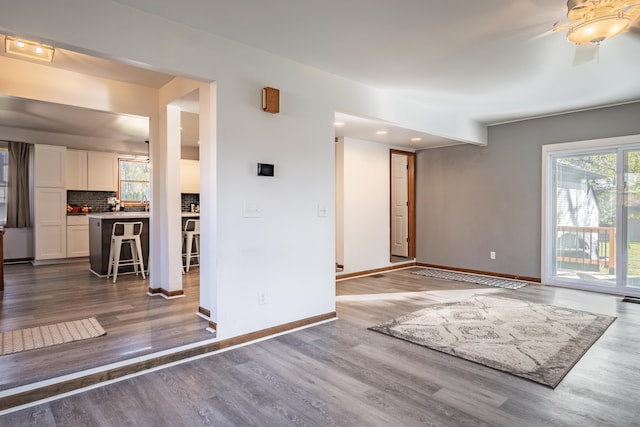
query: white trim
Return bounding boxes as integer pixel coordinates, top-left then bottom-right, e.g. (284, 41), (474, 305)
(117, 154), (149, 161)
(542, 134), (640, 154)
(196, 311), (210, 321)
(146, 291), (186, 299)
(488, 100), (640, 127)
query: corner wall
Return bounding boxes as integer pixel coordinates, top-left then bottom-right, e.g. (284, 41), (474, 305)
(415, 102), (640, 279)
(341, 137), (414, 274)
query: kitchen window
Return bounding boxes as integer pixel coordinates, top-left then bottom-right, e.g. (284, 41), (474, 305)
(119, 159), (150, 204)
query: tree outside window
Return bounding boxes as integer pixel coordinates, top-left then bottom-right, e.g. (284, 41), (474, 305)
(119, 159), (150, 203)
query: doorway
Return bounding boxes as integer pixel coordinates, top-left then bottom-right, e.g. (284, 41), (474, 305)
(390, 149), (415, 261)
(543, 136), (640, 297)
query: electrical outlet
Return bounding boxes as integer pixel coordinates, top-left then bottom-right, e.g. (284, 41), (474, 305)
(258, 292), (267, 305)
(490, 251), (496, 260)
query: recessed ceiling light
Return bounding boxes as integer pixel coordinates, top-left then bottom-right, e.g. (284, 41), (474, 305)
(411, 137), (422, 142)
(376, 130), (387, 135)
(4, 36), (55, 62)
(334, 121), (345, 126)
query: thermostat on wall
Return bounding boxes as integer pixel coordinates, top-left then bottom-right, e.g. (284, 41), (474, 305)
(257, 163), (274, 177)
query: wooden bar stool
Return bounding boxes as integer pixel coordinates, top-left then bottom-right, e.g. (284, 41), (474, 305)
(107, 221), (145, 283)
(182, 219), (200, 272)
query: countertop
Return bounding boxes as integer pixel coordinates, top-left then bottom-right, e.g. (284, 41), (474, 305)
(87, 212), (200, 219)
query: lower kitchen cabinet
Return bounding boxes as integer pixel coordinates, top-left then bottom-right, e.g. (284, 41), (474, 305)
(67, 215), (90, 257)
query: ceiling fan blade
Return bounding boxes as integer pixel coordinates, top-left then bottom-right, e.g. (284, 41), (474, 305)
(526, 16), (569, 42)
(573, 44), (598, 66)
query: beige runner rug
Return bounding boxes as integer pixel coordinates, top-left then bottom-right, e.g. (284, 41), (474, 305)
(1, 317), (106, 356)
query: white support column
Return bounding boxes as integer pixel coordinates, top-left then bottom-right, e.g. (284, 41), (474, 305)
(149, 104), (184, 297)
(199, 82), (218, 330)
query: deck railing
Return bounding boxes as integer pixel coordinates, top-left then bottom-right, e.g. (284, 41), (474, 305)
(556, 225), (616, 270)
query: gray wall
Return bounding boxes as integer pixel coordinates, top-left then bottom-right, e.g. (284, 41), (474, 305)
(415, 102), (640, 279)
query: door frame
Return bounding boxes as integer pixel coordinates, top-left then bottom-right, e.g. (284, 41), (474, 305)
(389, 149), (416, 260)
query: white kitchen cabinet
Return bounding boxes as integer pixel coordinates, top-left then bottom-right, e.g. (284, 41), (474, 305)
(180, 159), (200, 194)
(66, 149), (88, 190)
(67, 215), (89, 257)
(34, 187), (67, 260)
(34, 144), (66, 188)
(88, 151), (119, 191)
(33, 145), (67, 262)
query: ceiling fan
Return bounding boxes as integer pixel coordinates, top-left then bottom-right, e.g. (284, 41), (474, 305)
(552, 0), (640, 65)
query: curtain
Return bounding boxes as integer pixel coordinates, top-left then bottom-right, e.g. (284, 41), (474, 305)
(6, 141), (32, 228)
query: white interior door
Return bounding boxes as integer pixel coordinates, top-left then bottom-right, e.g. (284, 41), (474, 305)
(391, 153), (409, 257)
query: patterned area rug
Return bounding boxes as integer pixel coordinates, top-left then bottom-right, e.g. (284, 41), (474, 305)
(1, 317), (106, 356)
(413, 268), (529, 289)
(369, 295), (616, 388)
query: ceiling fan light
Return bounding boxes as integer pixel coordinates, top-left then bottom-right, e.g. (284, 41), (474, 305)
(567, 15), (631, 44)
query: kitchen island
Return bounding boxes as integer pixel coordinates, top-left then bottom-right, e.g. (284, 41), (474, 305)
(88, 212), (199, 277)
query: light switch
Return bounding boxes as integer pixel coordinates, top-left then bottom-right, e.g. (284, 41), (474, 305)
(317, 205), (328, 217)
(243, 204), (262, 218)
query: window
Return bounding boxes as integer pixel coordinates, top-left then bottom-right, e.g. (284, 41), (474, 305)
(119, 159), (150, 204)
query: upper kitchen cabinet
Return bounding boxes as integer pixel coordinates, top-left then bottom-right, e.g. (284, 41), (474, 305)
(87, 151), (118, 191)
(67, 150), (119, 191)
(66, 149), (88, 190)
(34, 144), (66, 188)
(180, 159), (200, 194)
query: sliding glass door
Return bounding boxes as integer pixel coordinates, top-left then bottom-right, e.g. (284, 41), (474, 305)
(545, 137), (640, 296)
(624, 150), (640, 290)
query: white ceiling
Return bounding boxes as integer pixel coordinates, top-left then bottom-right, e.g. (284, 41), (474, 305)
(2, 0), (640, 149)
(0, 45), (203, 146)
(110, 0), (640, 146)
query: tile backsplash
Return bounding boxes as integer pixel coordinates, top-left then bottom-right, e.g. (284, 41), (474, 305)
(67, 191), (199, 213)
(181, 193), (200, 212)
(67, 191), (115, 212)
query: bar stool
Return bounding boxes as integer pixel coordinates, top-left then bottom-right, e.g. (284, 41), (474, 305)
(183, 219), (200, 272)
(107, 221), (145, 283)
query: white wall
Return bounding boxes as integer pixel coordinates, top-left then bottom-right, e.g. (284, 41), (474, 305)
(0, 1), (471, 339)
(3, 228), (33, 259)
(335, 138), (344, 267)
(341, 137), (414, 274)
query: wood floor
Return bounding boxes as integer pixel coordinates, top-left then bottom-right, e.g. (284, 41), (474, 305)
(0, 261), (211, 391)
(3, 267), (640, 426)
